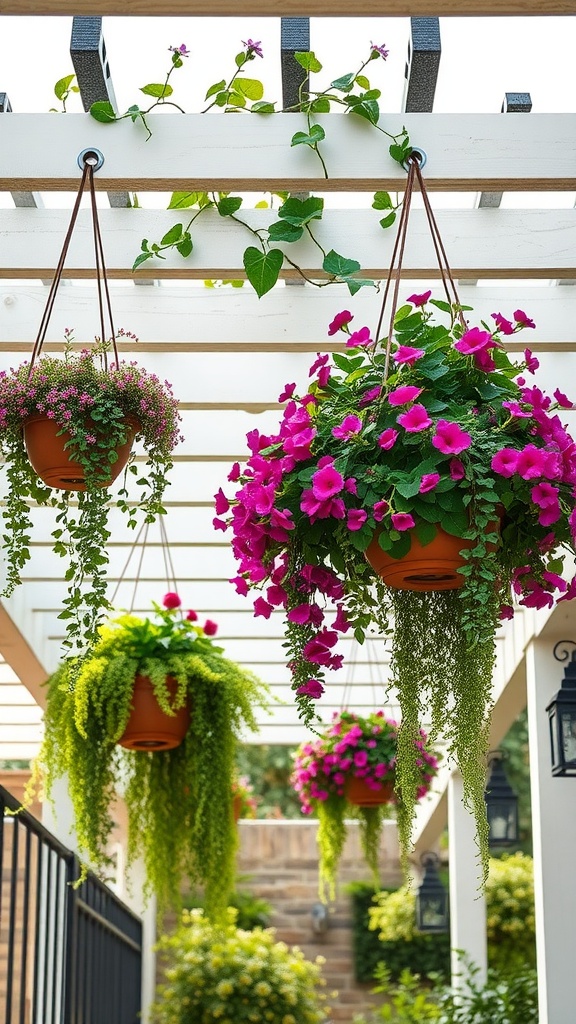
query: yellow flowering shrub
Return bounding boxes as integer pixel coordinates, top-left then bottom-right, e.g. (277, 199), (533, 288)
(369, 853), (536, 973)
(152, 908), (330, 1024)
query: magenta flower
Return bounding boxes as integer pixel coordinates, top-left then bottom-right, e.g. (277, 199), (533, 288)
(373, 500), (389, 522)
(278, 382), (296, 402)
(288, 603), (324, 626)
(311, 463), (345, 500)
(398, 405), (432, 432)
(228, 461), (241, 482)
(554, 388), (573, 409)
(391, 512), (415, 531)
(346, 326), (373, 348)
(347, 509), (368, 531)
(454, 326), (494, 356)
(516, 444), (551, 480)
(186, 609), (198, 621)
(531, 482), (559, 509)
(419, 472), (440, 493)
(378, 428), (398, 450)
(359, 385), (381, 407)
(230, 576), (249, 597)
(169, 43), (190, 56)
(253, 597), (273, 619)
(308, 352), (329, 378)
(491, 448), (519, 477)
(524, 349), (539, 374)
(491, 312), (515, 335)
(499, 605), (515, 621)
(388, 385), (423, 406)
(203, 619), (218, 636)
(163, 592), (181, 609)
(407, 290), (431, 307)
(394, 345), (425, 366)
(214, 487), (230, 515)
(449, 458), (465, 481)
(297, 680), (325, 699)
(432, 420), (472, 455)
(267, 584), (287, 606)
(328, 310), (353, 335)
(514, 309), (535, 329)
(502, 401), (531, 419)
(332, 414), (363, 439)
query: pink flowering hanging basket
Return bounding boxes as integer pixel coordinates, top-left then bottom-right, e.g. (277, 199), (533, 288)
(345, 776), (395, 807)
(24, 413), (139, 491)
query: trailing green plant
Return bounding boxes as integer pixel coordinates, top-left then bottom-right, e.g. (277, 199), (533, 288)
(29, 595), (269, 916)
(51, 38), (410, 297)
(152, 907), (330, 1024)
(292, 710), (439, 899)
(370, 854), (535, 977)
(0, 332), (181, 657)
(221, 290), (576, 878)
(345, 882), (450, 985)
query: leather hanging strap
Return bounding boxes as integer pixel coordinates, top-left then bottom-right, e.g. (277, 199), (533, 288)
(373, 152), (466, 380)
(28, 155), (119, 378)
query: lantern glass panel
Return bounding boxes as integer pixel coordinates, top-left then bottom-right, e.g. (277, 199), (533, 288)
(560, 710), (576, 765)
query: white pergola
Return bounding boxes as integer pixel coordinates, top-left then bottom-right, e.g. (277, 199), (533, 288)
(1, 5), (576, 1021)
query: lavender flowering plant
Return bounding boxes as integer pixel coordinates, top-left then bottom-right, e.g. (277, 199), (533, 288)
(218, 292), (576, 875)
(0, 334), (182, 656)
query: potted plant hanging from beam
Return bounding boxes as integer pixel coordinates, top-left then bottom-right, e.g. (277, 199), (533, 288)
(218, 154), (576, 878)
(29, 593), (269, 916)
(0, 155), (182, 657)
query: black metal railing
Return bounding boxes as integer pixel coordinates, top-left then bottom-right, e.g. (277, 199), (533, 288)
(0, 785), (142, 1024)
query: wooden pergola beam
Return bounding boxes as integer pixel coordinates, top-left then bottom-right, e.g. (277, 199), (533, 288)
(0, 0), (571, 14)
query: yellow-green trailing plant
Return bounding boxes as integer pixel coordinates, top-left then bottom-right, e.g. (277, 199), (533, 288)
(31, 594), (269, 916)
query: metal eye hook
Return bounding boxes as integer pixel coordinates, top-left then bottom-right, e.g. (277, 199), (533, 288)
(77, 148), (105, 171)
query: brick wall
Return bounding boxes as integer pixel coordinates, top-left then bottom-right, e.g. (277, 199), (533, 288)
(236, 820), (402, 1023)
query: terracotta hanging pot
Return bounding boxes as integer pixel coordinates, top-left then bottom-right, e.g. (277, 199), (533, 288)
(365, 520), (500, 593)
(118, 674), (191, 752)
(23, 414), (139, 492)
(345, 776), (395, 807)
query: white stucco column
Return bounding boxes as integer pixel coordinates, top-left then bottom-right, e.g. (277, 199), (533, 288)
(526, 635), (576, 1024)
(447, 771), (487, 989)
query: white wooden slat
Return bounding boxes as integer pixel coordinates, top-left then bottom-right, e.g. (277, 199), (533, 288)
(0, 742), (40, 759)
(3, 208), (576, 279)
(0, 704), (42, 725)
(1, 114), (575, 192)
(0, 683), (40, 705)
(4, 286), (576, 349)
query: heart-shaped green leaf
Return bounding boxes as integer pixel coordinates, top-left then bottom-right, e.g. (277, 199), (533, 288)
(243, 248), (284, 298)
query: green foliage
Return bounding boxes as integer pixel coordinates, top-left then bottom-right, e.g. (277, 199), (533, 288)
(79, 40), (405, 295)
(152, 908), (330, 1024)
(346, 883), (449, 985)
(0, 342), (181, 657)
(235, 744), (302, 818)
(32, 605), (269, 916)
(369, 855), (535, 980)
(354, 963), (539, 1024)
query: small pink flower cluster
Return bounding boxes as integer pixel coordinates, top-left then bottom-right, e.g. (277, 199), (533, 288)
(162, 592), (218, 636)
(291, 710), (439, 814)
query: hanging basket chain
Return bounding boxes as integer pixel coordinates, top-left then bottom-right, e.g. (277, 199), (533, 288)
(108, 518), (181, 615)
(373, 152), (467, 382)
(28, 154), (119, 378)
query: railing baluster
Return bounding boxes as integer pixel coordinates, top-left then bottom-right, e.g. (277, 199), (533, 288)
(18, 825), (32, 1024)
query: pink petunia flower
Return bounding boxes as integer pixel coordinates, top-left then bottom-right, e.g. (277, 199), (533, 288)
(253, 597), (273, 619)
(419, 472), (440, 493)
(524, 349), (539, 374)
(332, 414), (363, 439)
(394, 345), (425, 365)
(378, 428), (398, 450)
(347, 509), (368, 531)
(454, 326), (495, 356)
(186, 609), (198, 621)
(398, 404), (432, 432)
(407, 290), (431, 307)
(312, 464), (345, 500)
(203, 619), (218, 636)
(373, 500), (389, 521)
(328, 310), (353, 335)
(491, 312), (515, 335)
(449, 458), (465, 481)
(391, 512), (415, 531)
(516, 444), (551, 480)
(514, 309), (536, 329)
(554, 388), (573, 409)
(296, 680), (325, 699)
(163, 592), (181, 609)
(388, 385), (423, 406)
(432, 420), (472, 455)
(491, 448), (519, 477)
(214, 487), (230, 515)
(346, 326), (373, 348)
(278, 382), (296, 402)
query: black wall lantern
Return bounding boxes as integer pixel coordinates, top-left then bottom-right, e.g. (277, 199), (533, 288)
(484, 751), (519, 848)
(415, 852), (449, 933)
(547, 640), (576, 777)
